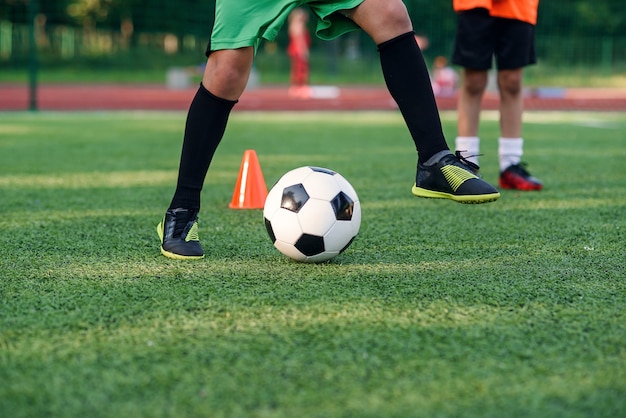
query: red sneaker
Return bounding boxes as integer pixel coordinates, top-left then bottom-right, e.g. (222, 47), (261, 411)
(499, 163), (543, 191)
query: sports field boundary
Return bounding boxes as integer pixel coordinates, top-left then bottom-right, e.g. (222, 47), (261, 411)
(2, 83), (625, 112)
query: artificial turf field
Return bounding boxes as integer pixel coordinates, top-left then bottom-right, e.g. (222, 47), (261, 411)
(1, 110), (625, 417)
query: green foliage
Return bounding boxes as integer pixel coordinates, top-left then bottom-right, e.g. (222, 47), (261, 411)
(0, 111), (625, 417)
(1, 0), (625, 61)
(539, 0), (626, 36)
(4, 1), (624, 36)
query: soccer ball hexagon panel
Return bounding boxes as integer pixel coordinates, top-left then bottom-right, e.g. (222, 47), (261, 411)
(263, 166), (361, 263)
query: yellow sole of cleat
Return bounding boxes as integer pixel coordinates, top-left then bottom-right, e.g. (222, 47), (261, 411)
(156, 222), (205, 260)
(160, 247), (205, 260)
(156, 222), (165, 242)
(412, 186), (500, 204)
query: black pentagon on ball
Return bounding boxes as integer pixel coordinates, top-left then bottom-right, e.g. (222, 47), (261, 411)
(330, 191), (355, 221)
(310, 166), (336, 175)
(264, 218), (276, 243)
(281, 184), (309, 213)
(294, 233), (325, 256)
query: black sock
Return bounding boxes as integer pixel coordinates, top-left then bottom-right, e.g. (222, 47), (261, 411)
(168, 83), (237, 211)
(378, 32), (449, 164)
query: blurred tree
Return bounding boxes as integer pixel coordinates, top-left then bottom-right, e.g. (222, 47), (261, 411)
(0, 0), (623, 39)
(66, 0), (113, 29)
(536, 0), (624, 36)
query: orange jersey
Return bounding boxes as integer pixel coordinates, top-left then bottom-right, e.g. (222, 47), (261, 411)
(453, 0), (539, 25)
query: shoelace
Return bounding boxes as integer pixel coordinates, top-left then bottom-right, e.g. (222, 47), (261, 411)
(454, 150), (481, 173)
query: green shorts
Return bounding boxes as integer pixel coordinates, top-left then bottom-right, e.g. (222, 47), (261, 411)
(206, 0), (365, 56)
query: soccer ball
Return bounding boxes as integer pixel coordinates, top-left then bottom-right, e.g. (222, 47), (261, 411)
(263, 166), (361, 263)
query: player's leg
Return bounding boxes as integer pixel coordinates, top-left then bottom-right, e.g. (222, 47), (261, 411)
(175, 48), (253, 210)
(494, 18), (542, 191)
(456, 68), (488, 165)
(451, 8), (496, 167)
(347, 0), (499, 203)
(157, 48), (254, 260)
(346, 0), (446, 163)
(159, 0), (316, 259)
(158, 0), (314, 259)
(497, 68), (523, 138)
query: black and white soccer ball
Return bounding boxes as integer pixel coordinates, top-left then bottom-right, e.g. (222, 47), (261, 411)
(263, 166), (361, 263)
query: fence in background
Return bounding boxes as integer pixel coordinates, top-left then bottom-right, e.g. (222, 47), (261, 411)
(1, 1), (625, 110)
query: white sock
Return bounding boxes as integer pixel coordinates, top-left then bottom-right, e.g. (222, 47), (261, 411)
(455, 136), (480, 165)
(498, 137), (523, 172)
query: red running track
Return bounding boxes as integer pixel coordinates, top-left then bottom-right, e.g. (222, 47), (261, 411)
(1, 83), (625, 112)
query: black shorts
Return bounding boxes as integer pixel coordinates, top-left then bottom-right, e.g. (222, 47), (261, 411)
(452, 8), (536, 70)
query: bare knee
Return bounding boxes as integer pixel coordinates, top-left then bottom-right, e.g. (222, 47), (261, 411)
(462, 69), (488, 97)
(498, 69), (523, 97)
(377, 1), (412, 30)
(203, 48), (254, 100)
(349, 0), (413, 43)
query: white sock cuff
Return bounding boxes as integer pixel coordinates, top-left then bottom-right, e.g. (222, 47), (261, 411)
(498, 137), (523, 171)
(498, 137), (523, 146)
(455, 136), (480, 165)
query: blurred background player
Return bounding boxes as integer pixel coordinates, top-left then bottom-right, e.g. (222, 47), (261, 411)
(431, 55), (458, 97)
(157, 0), (501, 260)
(452, 0), (543, 190)
(287, 8), (312, 98)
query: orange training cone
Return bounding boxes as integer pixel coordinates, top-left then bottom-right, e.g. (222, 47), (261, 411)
(229, 149), (268, 209)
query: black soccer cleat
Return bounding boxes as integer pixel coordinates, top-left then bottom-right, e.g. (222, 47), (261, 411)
(156, 208), (204, 260)
(412, 151), (500, 204)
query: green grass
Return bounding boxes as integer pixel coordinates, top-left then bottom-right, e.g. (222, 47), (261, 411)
(0, 110), (625, 418)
